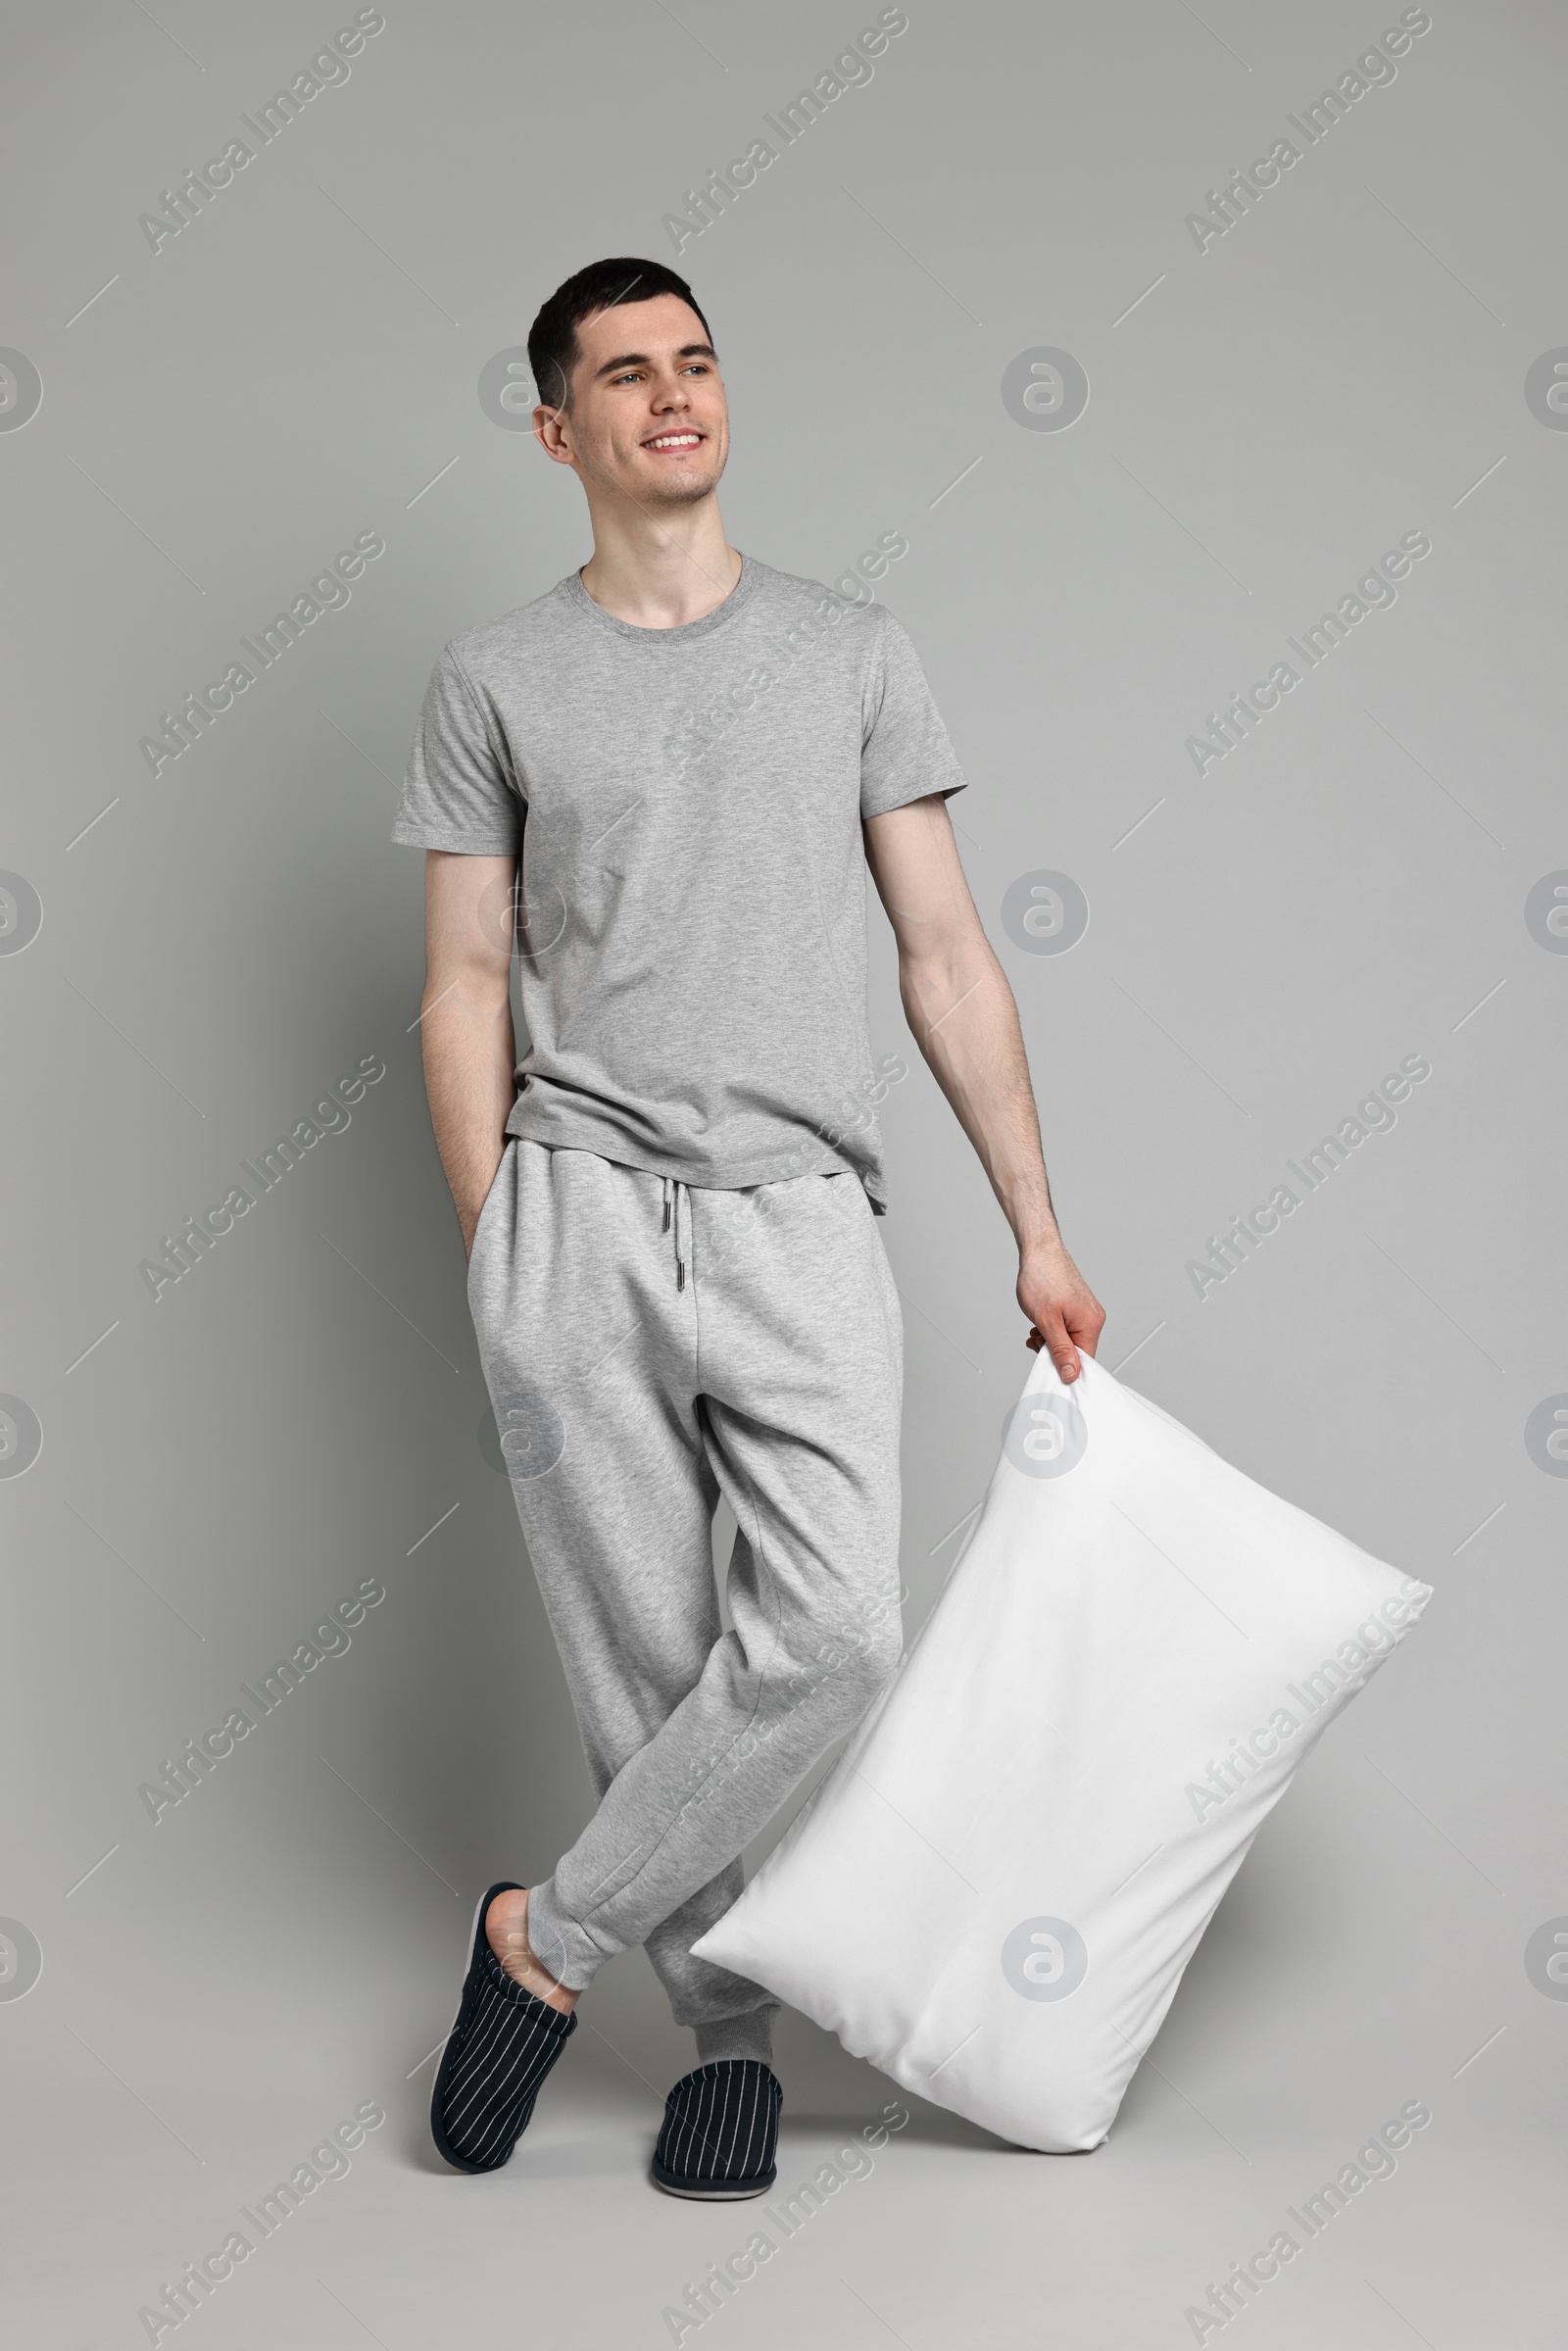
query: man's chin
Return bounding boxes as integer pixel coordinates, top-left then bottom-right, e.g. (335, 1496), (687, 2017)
(636, 465), (723, 509)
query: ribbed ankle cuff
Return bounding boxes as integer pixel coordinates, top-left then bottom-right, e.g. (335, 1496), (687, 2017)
(695, 2004), (778, 2067)
(524, 1877), (601, 1993)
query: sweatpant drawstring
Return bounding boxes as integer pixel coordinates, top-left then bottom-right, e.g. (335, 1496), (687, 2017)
(662, 1176), (689, 1291)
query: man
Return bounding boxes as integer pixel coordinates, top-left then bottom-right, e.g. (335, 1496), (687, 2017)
(393, 257), (1103, 2197)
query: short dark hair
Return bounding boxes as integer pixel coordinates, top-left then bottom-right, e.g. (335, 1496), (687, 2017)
(527, 257), (714, 413)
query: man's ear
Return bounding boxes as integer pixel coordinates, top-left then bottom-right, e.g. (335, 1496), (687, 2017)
(532, 404), (575, 465)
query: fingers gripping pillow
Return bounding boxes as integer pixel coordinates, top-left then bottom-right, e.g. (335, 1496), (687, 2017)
(691, 1352), (1434, 2154)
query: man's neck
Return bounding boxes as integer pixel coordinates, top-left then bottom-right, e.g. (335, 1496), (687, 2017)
(578, 501), (742, 630)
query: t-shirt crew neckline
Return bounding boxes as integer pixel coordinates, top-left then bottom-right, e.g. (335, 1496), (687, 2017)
(562, 552), (760, 642)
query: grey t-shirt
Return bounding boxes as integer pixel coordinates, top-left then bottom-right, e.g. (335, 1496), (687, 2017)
(391, 554), (966, 1209)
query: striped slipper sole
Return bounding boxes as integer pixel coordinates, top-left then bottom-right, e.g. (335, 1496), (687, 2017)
(430, 1881), (577, 2174)
(652, 2060), (783, 2199)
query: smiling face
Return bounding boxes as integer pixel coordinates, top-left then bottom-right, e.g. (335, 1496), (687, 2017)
(535, 291), (729, 511)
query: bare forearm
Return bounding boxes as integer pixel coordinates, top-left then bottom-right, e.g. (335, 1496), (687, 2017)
(420, 975), (515, 1253)
(898, 941), (1059, 1261)
(865, 798), (1103, 1374)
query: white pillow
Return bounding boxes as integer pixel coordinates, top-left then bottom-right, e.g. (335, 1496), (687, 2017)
(692, 1352), (1433, 2152)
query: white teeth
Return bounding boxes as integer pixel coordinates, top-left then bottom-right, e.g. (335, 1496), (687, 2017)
(648, 433), (701, 448)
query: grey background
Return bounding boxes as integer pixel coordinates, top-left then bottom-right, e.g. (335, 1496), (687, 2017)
(3, 0), (1563, 2342)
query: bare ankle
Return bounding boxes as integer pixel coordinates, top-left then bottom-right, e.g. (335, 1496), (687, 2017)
(485, 1887), (580, 2013)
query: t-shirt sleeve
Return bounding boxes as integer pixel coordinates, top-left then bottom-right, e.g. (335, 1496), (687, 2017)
(390, 642), (524, 854)
(858, 608), (967, 820)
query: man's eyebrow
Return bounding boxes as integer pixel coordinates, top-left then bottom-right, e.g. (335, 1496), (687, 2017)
(593, 342), (718, 379)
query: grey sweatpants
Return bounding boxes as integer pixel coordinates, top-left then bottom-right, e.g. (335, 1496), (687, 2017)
(466, 1139), (905, 2066)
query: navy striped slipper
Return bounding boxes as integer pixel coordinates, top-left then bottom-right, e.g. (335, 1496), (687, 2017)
(652, 2060), (783, 2199)
(430, 1881), (577, 2174)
